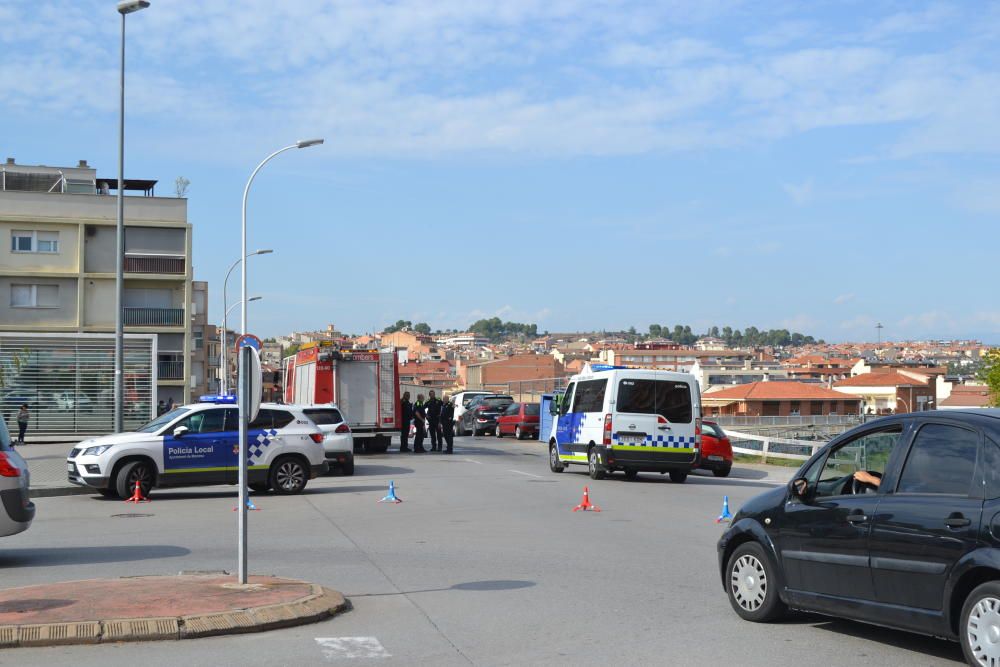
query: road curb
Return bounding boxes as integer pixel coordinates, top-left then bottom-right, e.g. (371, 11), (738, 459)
(0, 580), (348, 649)
(29, 486), (95, 499)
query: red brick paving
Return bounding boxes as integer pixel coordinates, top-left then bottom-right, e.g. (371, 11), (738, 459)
(0, 575), (312, 625)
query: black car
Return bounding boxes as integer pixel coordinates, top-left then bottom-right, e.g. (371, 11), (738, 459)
(718, 409), (1000, 666)
(456, 394), (514, 436)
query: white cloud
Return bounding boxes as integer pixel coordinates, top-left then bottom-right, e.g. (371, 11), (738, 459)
(781, 179), (813, 205)
(833, 293), (855, 305)
(1, 1), (998, 162)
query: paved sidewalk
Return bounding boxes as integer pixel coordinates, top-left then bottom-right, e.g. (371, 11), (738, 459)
(0, 574), (348, 648)
(15, 441), (91, 498)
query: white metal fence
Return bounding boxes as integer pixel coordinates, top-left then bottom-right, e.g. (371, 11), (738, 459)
(726, 429), (827, 463)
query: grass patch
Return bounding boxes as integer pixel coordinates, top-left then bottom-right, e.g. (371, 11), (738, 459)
(734, 453), (803, 468)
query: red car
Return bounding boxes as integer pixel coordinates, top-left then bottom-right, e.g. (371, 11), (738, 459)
(494, 402), (541, 440)
(698, 420), (732, 477)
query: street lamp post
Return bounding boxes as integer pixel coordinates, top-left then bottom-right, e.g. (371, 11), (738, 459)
(237, 138), (323, 584)
(113, 0), (150, 434)
(221, 250), (271, 394)
(218, 296), (261, 394)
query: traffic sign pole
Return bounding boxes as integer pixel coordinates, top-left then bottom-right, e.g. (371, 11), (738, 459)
(238, 345), (249, 583)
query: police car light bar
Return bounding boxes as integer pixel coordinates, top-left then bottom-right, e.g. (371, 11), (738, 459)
(588, 364), (629, 372)
(199, 394), (238, 404)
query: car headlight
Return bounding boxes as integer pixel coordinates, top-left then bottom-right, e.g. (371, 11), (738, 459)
(82, 444), (114, 457)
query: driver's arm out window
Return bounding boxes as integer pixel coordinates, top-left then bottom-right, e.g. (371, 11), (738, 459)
(811, 427), (902, 499)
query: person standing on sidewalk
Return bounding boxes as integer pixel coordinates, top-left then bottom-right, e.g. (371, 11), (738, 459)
(440, 395), (455, 454)
(425, 390), (443, 451)
(16, 404), (29, 445)
(399, 391), (413, 452)
(412, 394), (427, 453)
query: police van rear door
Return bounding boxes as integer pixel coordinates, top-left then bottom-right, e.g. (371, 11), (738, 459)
(614, 374), (695, 452)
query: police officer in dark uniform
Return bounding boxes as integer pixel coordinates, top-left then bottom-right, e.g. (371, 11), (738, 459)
(426, 390), (443, 451)
(412, 394), (427, 453)
(399, 391), (413, 452)
(440, 394), (455, 454)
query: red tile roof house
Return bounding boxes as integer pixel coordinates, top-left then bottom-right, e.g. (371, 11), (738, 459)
(938, 384), (993, 410)
(702, 381), (862, 417)
(833, 370), (936, 415)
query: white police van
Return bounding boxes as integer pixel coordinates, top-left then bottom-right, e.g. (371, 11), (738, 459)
(67, 396), (328, 498)
(548, 366), (702, 482)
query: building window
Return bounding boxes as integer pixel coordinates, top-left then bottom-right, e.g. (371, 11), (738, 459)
(11, 284), (59, 308)
(10, 230), (59, 254)
(790, 401), (801, 416)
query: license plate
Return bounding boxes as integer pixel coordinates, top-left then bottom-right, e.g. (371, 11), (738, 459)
(708, 455), (723, 461)
(619, 435), (644, 445)
(67, 462), (76, 472)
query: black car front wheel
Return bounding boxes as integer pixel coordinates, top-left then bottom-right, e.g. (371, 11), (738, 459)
(961, 581), (1000, 667)
(725, 542), (786, 622)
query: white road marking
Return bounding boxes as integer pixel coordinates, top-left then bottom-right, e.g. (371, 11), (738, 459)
(316, 637), (390, 660)
(463, 458), (483, 465)
(509, 469), (544, 478)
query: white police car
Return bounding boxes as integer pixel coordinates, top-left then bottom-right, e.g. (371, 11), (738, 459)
(66, 397), (328, 498)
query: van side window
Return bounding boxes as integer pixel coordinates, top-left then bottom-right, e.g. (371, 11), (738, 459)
(574, 379), (608, 413)
(616, 379), (692, 423)
(984, 436), (1000, 500)
(560, 384), (576, 416)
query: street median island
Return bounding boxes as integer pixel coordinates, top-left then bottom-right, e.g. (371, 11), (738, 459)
(0, 574), (348, 648)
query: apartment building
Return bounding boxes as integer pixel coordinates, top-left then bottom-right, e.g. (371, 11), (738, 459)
(0, 158), (193, 431)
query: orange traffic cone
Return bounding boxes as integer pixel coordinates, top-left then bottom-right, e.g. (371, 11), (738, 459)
(572, 486), (601, 512)
(124, 479), (150, 503)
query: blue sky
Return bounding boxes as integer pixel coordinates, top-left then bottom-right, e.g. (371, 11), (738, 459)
(3, 1), (1000, 342)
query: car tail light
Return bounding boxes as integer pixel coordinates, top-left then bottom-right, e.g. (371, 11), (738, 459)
(603, 413), (612, 446)
(335, 423), (350, 434)
(0, 452), (21, 477)
(695, 417), (702, 450)
(309, 433), (324, 444)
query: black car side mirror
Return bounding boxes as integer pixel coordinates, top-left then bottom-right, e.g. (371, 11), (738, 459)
(789, 477), (809, 498)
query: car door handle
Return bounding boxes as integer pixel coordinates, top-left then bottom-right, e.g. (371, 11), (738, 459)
(845, 513), (868, 524)
(945, 514), (971, 529)
(658, 425), (671, 430)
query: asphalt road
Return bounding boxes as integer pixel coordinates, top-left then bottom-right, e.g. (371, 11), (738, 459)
(0, 435), (965, 666)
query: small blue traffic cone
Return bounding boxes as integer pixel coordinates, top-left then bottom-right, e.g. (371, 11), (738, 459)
(715, 495), (733, 523)
(379, 480), (403, 504)
(233, 496), (260, 511)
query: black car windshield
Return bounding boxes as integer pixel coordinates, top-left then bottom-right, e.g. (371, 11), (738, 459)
(481, 398), (513, 409)
(137, 407), (191, 433)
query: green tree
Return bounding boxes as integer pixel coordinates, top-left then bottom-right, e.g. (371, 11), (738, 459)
(413, 322), (431, 335)
(978, 349), (1000, 407)
(649, 324), (662, 338)
(383, 319), (412, 333)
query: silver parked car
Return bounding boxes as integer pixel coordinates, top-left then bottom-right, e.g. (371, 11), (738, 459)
(0, 419), (34, 537)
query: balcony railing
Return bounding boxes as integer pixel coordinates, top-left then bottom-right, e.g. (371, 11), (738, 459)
(158, 360), (184, 379)
(124, 307), (184, 327)
(124, 254), (185, 274)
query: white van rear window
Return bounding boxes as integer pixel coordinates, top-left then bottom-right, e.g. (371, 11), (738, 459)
(617, 379), (692, 423)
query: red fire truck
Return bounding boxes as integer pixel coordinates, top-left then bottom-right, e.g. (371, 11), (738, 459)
(283, 343), (399, 453)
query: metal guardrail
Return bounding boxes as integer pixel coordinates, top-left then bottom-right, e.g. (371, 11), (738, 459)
(124, 307), (184, 327)
(712, 415), (862, 427)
